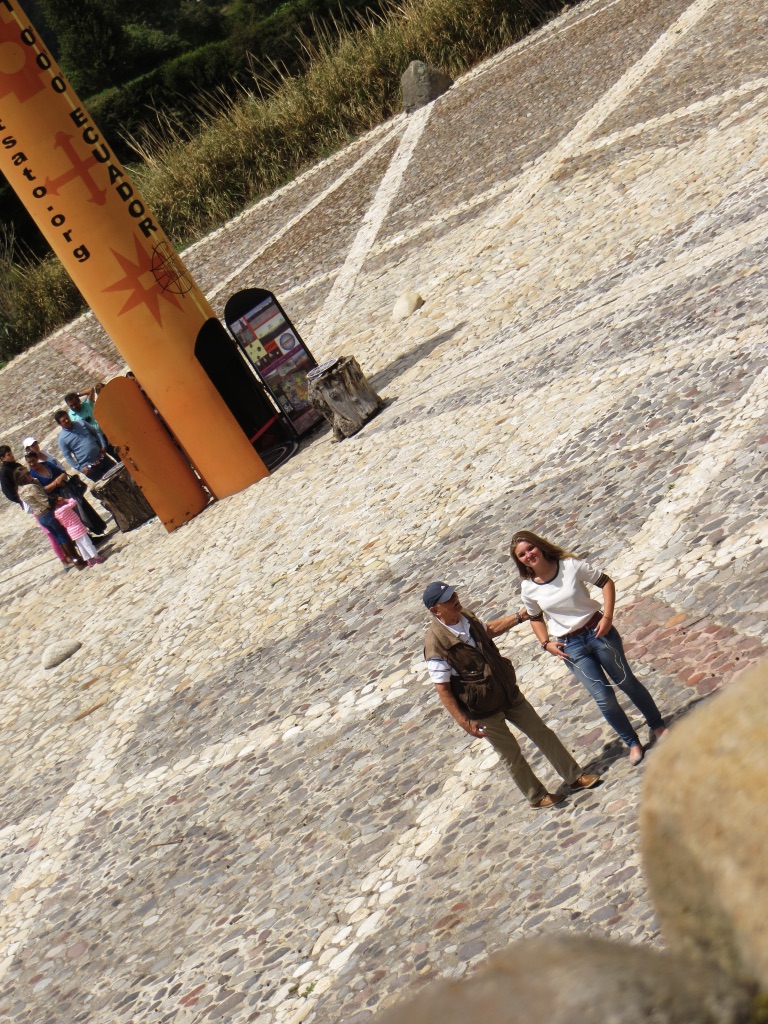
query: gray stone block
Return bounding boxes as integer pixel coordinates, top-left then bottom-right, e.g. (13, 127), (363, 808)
(401, 60), (453, 113)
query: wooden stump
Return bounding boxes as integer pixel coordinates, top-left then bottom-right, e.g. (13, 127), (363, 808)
(92, 464), (156, 532)
(307, 356), (383, 441)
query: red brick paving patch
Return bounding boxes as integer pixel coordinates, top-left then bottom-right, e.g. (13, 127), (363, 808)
(620, 596), (765, 698)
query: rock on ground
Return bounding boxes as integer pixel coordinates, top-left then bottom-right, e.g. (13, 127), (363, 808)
(376, 934), (754, 1024)
(401, 61), (454, 113)
(642, 658), (768, 988)
(392, 290), (425, 321)
(42, 640), (82, 669)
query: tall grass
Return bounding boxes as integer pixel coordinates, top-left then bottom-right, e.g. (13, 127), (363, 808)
(1, 0), (567, 360)
(0, 233), (83, 362)
(135, 0), (564, 239)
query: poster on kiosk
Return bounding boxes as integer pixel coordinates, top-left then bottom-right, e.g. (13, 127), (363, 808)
(224, 289), (323, 437)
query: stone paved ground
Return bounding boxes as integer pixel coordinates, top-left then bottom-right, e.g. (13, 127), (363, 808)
(1, 0), (767, 1021)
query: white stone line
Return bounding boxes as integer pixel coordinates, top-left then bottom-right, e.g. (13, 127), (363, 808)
(581, 76), (768, 155)
(462, 0), (627, 89)
(288, 123), (767, 355)
(94, 750), (495, 1024)
(584, 208), (768, 319)
(271, 745), (501, 1024)
(0, 729), (127, 982)
(611, 333), (768, 580)
(205, 120), (404, 304)
(500, 205), (768, 360)
(196, 0), (624, 317)
(480, 0), (720, 235)
(310, 104), (434, 345)
(183, 114), (408, 258)
(0, 621), (260, 979)
(191, 0), (615, 276)
(0, 686), (392, 889)
(281, 79), (763, 313)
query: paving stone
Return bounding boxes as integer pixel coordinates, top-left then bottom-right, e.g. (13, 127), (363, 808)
(0, 1), (767, 1021)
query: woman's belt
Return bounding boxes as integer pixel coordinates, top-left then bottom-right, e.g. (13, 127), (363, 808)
(557, 611), (602, 642)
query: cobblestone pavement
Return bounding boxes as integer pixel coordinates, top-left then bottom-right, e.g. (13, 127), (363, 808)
(1, 0), (767, 1021)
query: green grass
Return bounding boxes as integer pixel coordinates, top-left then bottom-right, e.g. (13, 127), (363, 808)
(0, 238), (84, 361)
(0, 0), (567, 361)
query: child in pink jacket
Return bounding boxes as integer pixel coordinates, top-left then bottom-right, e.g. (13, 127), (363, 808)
(54, 496), (105, 567)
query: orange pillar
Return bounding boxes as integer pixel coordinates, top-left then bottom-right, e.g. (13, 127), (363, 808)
(0, 0), (268, 498)
(95, 377), (210, 532)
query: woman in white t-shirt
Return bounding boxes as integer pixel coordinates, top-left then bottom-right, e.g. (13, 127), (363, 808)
(510, 530), (667, 766)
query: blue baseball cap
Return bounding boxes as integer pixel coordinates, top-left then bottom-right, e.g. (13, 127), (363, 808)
(423, 581), (456, 609)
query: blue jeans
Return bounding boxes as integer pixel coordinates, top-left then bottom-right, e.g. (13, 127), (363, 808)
(37, 510), (71, 548)
(562, 625), (664, 748)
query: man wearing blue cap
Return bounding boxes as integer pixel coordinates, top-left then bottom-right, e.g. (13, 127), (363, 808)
(423, 582), (599, 808)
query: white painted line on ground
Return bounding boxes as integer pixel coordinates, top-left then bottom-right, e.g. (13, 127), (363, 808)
(285, 78), (764, 310)
(501, 205), (768, 357)
(310, 104), (434, 345)
(270, 747), (499, 1024)
(462, 0), (627, 89)
(482, 0), (721, 232)
(582, 77), (768, 155)
(205, 119), (404, 303)
(184, 114), (408, 258)
(611, 331), (768, 579)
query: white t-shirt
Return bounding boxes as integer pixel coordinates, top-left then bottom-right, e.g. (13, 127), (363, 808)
(521, 558), (607, 637)
(425, 614), (476, 685)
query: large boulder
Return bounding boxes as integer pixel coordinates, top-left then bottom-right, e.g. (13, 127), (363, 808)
(401, 60), (453, 113)
(375, 935), (752, 1024)
(642, 658), (768, 986)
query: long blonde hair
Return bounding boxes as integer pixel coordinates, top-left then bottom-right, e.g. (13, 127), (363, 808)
(510, 530), (578, 579)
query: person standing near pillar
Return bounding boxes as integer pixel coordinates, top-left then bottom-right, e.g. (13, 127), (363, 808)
(25, 448), (108, 537)
(14, 466), (85, 567)
(64, 388), (120, 462)
(55, 410), (118, 482)
(1, 445), (71, 567)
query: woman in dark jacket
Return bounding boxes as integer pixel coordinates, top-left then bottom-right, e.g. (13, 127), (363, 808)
(26, 449), (107, 536)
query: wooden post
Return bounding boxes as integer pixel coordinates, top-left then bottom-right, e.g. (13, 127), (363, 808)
(307, 356), (383, 441)
(92, 465), (156, 532)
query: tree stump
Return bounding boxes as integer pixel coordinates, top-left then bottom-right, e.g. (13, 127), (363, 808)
(91, 464), (156, 532)
(307, 356), (383, 441)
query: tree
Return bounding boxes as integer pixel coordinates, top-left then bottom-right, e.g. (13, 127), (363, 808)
(39, 0), (127, 95)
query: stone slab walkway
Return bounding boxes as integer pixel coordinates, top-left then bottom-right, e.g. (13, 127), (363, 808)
(0, 0), (767, 1022)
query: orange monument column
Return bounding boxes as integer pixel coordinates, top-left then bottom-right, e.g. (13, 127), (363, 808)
(0, 0), (268, 499)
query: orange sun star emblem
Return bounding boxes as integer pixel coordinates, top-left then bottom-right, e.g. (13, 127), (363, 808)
(103, 236), (183, 324)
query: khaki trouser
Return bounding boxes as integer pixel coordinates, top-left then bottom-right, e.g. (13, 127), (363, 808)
(480, 696), (582, 805)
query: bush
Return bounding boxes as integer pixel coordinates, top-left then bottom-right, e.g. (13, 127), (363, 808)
(123, 23), (186, 80)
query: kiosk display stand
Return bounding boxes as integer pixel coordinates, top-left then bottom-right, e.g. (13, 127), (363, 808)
(224, 289), (323, 438)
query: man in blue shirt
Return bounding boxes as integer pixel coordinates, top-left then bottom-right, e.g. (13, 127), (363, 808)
(65, 388), (121, 461)
(55, 410), (117, 481)
(64, 389), (104, 439)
